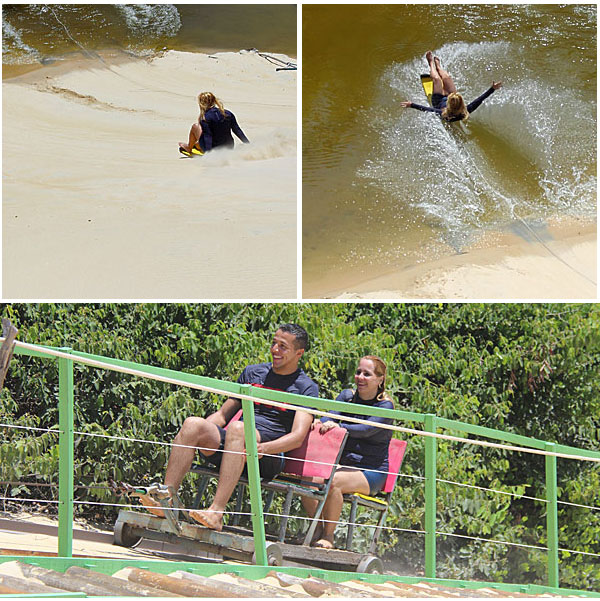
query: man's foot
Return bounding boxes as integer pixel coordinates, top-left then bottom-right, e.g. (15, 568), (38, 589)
(137, 494), (166, 518)
(312, 538), (334, 550)
(189, 508), (223, 532)
(425, 50), (433, 63)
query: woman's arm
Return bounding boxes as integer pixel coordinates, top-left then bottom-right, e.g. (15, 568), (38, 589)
(231, 114), (250, 144)
(200, 119), (213, 151)
(401, 101), (440, 114)
(466, 82), (502, 114)
(341, 413), (393, 439)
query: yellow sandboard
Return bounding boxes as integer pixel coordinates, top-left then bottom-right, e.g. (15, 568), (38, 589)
(420, 73), (466, 131)
(179, 146), (204, 158)
(420, 74), (433, 106)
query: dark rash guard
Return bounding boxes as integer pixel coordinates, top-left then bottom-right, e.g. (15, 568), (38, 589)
(321, 388), (393, 472)
(199, 106), (249, 151)
(237, 362), (318, 440)
(408, 86), (496, 122)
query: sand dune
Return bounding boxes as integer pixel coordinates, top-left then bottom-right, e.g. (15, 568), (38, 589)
(3, 50), (297, 299)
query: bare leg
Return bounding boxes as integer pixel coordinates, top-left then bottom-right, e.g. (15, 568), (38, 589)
(179, 122), (201, 152)
(300, 496), (324, 543)
(189, 421), (254, 531)
(426, 51), (443, 96)
(313, 469), (370, 549)
(138, 416), (221, 517)
(434, 56), (456, 95)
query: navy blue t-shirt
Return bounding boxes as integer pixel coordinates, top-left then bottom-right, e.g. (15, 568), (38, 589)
(322, 388), (393, 471)
(237, 363), (318, 439)
(200, 107), (250, 151)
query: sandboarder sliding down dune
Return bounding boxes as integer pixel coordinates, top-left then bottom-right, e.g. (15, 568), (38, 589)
(179, 92), (250, 157)
(401, 51), (502, 122)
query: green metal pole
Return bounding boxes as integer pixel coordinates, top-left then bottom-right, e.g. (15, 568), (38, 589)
(58, 352), (74, 558)
(424, 414), (437, 578)
(241, 397), (267, 565)
(545, 442), (559, 589)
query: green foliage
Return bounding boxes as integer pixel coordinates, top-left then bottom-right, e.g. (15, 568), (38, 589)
(0, 303), (598, 590)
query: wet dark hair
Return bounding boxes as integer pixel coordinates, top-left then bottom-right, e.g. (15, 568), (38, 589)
(277, 323), (309, 351)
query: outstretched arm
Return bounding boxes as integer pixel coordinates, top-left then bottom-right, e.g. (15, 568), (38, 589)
(466, 81), (502, 114)
(401, 101), (440, 114)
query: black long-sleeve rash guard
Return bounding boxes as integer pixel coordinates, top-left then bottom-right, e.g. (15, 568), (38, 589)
(408, 86), (496, 122)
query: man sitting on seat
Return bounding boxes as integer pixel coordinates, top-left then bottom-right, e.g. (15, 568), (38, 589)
(139, 323), (317, 531)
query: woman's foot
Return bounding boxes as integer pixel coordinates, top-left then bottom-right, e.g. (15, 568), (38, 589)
(310, 523), (324, 545)
(179, 142), (191, 152)
(434, 56), (442, 69)
(312, 538), (334, 550)
(425, 50), (433, 63)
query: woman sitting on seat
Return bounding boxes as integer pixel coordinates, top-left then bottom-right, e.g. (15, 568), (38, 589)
(303, 355), (394, 549)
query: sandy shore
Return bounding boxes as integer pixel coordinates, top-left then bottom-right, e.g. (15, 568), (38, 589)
(3, 50), (297, 299)
(325, 218), (597, 300)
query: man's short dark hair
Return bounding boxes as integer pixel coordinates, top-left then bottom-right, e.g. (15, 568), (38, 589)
(277, 323), (309, 351)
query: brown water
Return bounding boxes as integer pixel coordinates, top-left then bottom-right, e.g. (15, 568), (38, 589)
(2, 4), (296, 78)
(302, 4), (597, 297)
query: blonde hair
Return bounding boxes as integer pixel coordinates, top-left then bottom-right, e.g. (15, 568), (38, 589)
(197, 92), (226, 122)
(361, 355), (393, 402)
(442, 92), (468, 121)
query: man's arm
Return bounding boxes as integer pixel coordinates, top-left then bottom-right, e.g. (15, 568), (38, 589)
(206, 397), (242, 428)
(257, 410), (313, 456)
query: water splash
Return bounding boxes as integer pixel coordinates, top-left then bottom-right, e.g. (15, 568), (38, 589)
(115, 4), (181, 42)
(2, 19), (40, 63)
(356, 40), (596, 251)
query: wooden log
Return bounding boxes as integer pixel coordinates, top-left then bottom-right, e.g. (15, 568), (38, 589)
(212, 572), (311, 598)
(476, 588), (540, 598)
(66, 566), (182, 597)
(173, 570), (309, 598)
(17, 562), (118, 596)
(173, 570), (277, 598)
(266, 571), (387, 598)
(346, 579), (428, 597)
(385, 581), (454, 597)
(126, 567), (233, 597)
(417, 581), (491, 597)
(0, 573), (66, 595)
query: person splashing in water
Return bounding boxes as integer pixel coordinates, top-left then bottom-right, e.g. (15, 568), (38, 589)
(401, 51), (502, 122)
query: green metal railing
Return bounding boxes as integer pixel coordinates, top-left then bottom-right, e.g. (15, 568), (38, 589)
(9, 341), (600, 590)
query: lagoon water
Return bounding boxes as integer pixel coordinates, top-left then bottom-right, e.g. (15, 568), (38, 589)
(2, 4), (296, 75)
(302, 4), (596, 297)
